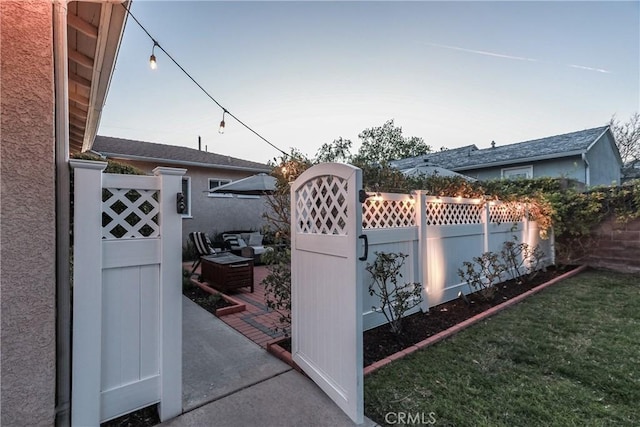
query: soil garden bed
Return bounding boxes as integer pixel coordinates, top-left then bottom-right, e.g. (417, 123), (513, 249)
(183, 277), (246, 316)
(270, 265), (581, 368)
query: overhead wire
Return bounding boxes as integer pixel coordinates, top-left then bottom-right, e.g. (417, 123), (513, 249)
(120, 2), (289, 157)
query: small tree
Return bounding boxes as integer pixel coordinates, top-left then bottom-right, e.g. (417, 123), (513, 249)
(262, 150), (312, 336)
(366, 252), (422, 336)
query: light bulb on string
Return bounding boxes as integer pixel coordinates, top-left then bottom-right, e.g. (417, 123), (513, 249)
(219, 110), (227, 134)
(149, 41), (158, 70)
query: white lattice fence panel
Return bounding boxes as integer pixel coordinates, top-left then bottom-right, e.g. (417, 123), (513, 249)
(102, 188), (160, 239)
(489, 202), (524, 224)
(425, 199), (484, 225)
(295, 175), (349, 235)
(362, 195), (416, 229)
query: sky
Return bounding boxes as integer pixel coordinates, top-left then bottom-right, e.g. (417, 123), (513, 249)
(98, 1), (640, 165)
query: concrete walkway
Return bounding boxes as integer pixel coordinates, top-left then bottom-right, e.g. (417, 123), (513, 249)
(166, 297), (377, 427)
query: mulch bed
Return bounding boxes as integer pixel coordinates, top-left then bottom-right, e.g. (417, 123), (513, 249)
(273, 266), (578, 367)
(362, 265), (577, 366)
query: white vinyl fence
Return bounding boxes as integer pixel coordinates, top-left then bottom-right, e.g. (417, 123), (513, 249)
(70, 160), (185, 425)
(361, 191), (554, 330)
(292, 163), (555, 424)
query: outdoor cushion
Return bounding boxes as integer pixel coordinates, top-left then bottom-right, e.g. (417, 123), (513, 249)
(223, 233), (247, 249)
(191, 232), (215, 256)
(248, 232), (263, 246)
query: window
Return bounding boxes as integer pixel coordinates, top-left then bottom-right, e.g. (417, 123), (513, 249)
(501, 166), (533, 179)
(208, 178), (232, 198)
(181, 177), (192, 218)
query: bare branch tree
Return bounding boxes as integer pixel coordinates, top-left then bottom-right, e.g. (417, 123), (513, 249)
(609, 112), (640, 166)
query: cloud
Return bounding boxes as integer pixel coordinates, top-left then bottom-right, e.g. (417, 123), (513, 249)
(424, 42), (537, 62)
(568, 64), (611, 74)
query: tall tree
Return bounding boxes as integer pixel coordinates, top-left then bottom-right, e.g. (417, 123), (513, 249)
(609, 112), (640, 166)
(314, 137), (353, 163)
(354, 119), (431, 164)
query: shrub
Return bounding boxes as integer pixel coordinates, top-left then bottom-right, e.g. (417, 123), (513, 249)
(261, 247), (292, 336)
(500, 236), (546, 284)
(458, 251), (507, 301)
(366, 252), (423, 336)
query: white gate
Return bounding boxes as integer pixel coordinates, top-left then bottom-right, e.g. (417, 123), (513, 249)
(291, 163), (364, 424)
(70, 160), (184, 425)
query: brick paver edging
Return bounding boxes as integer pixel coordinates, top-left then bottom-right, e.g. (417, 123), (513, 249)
(363, 264), (589, 376)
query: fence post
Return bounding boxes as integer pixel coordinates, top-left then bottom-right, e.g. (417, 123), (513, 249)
(482, 202), (490, 252)
(415, 191), (429, 311)
(153, 167), (186, 421)
(70, 159), (107, 426)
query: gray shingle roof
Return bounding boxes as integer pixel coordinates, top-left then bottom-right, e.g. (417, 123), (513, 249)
(391, 126), (610, 171)
(93, 136), (270, 172)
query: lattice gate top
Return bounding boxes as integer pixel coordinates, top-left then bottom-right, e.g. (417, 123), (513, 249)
(102, 188), (160, 239)
(295, 175), (349, 235)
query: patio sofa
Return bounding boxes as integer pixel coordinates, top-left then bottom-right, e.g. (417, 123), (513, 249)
(220, 231), (272, 264)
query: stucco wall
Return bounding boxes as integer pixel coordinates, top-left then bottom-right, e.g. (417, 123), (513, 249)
(107, 158), (270, 245)
(1, 1), (57, 425)
(586, 132), (621, 186)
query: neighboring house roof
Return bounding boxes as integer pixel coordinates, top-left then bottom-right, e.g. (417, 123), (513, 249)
(92, 136), (271, 173)
(391, 126), (616, 172)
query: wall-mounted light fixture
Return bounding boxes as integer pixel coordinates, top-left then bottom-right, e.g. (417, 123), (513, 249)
(359, 189), (373, 203)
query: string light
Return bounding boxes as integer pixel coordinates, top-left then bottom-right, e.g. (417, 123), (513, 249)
(219, 110), (227, 134)
(120, 2), (288, 156)
(149, 41), (158, 69)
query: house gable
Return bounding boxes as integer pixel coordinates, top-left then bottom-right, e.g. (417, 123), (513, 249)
(585, 128), (622, 186)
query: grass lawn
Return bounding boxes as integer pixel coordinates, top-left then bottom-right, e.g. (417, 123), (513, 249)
(364, 269), (640, 426)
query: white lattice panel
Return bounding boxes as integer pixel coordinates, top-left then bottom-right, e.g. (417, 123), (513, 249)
(362, 198), (416, 229)
(425, 201), (483, 225)
(489, 202), (524, 224)
(102, 188), (160, 239)
(295, 175), (349, 235)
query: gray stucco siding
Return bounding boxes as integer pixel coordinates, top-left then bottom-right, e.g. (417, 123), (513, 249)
(461, 156), (586, 182)
(586, 133), (622, 186)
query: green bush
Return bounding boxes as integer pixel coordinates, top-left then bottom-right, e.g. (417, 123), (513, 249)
(366, 252), (422, 336)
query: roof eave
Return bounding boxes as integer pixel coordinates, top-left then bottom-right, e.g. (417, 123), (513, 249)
(452, 150), (586, 171)
(100, 152), (272, 173)
(82, 1), (129, 153)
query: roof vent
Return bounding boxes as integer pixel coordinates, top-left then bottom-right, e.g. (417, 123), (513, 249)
(491, 140), (496, 148)
(423, 158), (429, 163)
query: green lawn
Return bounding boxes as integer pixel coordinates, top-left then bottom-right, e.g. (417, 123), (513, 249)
(364, 270), (640, 426)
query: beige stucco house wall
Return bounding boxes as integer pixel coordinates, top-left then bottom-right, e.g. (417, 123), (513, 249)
(1, 2), (57, 424)
(2, 1), (128, 425)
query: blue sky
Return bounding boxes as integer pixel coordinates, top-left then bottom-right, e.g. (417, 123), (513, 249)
(98, 1), (640, 164)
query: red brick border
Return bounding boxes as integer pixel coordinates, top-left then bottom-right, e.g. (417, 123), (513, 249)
(190, 277), (247, 316)
(363, 265), (589, 376)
